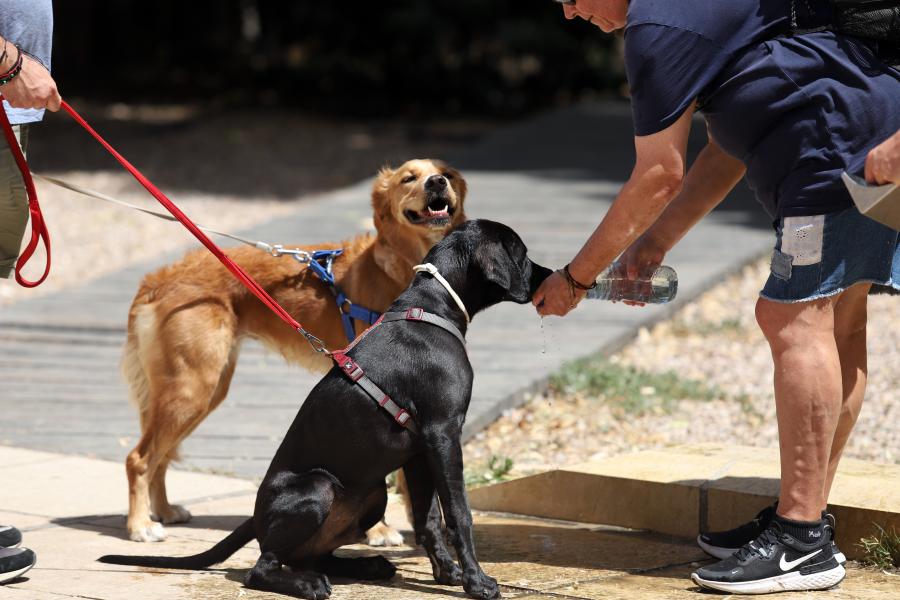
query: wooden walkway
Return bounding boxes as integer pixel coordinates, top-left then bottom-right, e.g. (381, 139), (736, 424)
(0, 103), (772, 479)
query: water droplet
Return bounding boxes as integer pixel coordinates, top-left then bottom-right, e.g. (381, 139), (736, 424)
(540, 316), (546, 355)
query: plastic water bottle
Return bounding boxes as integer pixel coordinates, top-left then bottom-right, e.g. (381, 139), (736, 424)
(585, 263), (678, 304)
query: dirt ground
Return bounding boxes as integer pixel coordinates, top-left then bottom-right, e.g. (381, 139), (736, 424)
(465, 259), (900, 478)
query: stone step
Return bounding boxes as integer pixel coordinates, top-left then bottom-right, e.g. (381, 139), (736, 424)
(469, 443), (900, 561)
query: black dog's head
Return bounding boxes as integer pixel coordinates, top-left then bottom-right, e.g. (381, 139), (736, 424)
(422, 219), (552, 316)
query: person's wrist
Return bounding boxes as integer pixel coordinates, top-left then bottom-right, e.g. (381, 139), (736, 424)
(565, 261), (596, 290)
(0, 41), (12, 72)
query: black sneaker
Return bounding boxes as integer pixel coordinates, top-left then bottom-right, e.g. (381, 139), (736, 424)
(0, 547), (36, 584)
(0, 526), (22, 549)
(697, 505), (846, 565)
(697, 503), (777, 559)
(823, 513), (846, 565)
(692, 521), (845, 594)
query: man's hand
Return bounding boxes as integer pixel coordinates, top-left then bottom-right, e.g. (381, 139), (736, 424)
(1, 52), (61, 112)
(533, 270), (586, 317)
(865, 129), (900, 185)
(617, 236), (667, 307)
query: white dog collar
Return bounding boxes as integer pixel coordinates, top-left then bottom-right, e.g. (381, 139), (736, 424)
(413, 263), (470, 323)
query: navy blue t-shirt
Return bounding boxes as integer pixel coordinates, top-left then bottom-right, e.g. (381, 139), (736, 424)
(624, 0), (900, 218)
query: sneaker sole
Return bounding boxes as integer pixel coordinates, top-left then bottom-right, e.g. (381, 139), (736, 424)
(691, 563), (846, 594)
(0, 558), (36, 585)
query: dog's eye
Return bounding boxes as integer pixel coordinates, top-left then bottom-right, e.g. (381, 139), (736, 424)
(401, 174), (417, 184)
(443, 172), (454, 180)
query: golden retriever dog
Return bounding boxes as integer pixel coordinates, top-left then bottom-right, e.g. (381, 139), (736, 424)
(122, 159), (467, 543)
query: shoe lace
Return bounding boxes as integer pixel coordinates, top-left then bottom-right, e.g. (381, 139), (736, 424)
(735, 527), (781, 561)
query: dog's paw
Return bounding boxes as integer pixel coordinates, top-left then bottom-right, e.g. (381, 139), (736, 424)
(128, 521), (167, 543)
(365, 522), (404, 547)
(463, 570), (501, 600)
(434, 562), (463, 586)
(295, 572), (332, 600)
(155, 504), (192, 525)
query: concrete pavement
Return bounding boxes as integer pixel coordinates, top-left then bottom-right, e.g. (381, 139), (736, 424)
(2, 445), (897, 600)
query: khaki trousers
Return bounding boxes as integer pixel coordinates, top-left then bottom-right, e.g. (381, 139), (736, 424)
(0, 124), (29, 279)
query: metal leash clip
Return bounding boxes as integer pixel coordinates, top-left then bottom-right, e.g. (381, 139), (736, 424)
(299, 328), (330, 354)
(263, 243), (313, 264)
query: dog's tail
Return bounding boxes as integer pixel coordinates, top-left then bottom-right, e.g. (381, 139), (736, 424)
(99, 518), (255, 569)
(122, 302), (155, 425)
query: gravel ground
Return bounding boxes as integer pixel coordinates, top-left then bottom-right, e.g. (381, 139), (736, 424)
(1, 105), (489, 306)
(465, 259), (900, 476)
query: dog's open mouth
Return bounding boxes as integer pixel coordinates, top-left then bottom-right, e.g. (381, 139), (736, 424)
(405, 197), (455, 227)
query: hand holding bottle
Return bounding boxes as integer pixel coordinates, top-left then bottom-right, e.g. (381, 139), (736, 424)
(615, 236), (668, 306)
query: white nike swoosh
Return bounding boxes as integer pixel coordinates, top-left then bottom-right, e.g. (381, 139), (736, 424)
(779, 549), (822, 571)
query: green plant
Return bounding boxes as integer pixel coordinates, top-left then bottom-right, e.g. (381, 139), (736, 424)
(857, 525), (900, 570)
(549, 357), (723, 415)
(465, 455), (515, 488)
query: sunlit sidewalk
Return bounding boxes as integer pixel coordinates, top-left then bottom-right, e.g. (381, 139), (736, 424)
(1, 445), (896, 600)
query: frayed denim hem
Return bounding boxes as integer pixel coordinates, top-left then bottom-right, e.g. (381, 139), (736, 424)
(759, 278), (900, 304)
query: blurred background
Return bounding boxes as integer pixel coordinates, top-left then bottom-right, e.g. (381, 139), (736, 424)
(7, 0), (634, 305)
(53, 0), (625, 116)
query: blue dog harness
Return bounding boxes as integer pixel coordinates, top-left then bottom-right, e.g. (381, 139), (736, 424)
(304, 249), (381, 343)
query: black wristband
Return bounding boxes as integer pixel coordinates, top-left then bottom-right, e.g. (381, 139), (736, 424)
(563, 263), (596, 291)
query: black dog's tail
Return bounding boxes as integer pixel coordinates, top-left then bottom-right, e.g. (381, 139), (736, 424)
(98, 518), (255, 570)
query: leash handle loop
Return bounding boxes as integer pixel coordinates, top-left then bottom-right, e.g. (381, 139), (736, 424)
(0, 96), (51, 287)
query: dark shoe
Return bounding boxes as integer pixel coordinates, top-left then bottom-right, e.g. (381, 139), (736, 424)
(0, 547), (36, 584)
(697, 503), (777, 559)
(0, 526), (21, 549)
(692, 519), (845, 594)
(824, 513), (846, 565)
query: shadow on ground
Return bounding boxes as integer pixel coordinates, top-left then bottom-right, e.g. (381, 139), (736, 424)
(29, 101), (773, 231)
(29, 104), (497, 200)
(50, 514), (251, 541)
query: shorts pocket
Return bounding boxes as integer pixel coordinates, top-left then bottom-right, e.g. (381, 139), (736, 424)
(781, 215), (825, 266)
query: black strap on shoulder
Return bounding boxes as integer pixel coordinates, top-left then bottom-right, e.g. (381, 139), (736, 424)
(330, 307), (465, 436)
(379, 308), (466, 347)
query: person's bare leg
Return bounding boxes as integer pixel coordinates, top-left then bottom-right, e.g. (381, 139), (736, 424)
(756, 295), (841, 521)
(824, 283), (870, 500)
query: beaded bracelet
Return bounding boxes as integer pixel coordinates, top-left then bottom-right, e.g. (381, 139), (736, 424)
(0, 40), (8, 68)
(0, 46), (24, 86)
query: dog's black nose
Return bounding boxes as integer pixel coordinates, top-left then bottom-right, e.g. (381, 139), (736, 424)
(425, 175), (447, 191)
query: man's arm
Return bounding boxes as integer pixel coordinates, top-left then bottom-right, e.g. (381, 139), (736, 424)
(534, 105), (695, 316)
(620, 136), (746, 277)
(0, 34), (60, 112)
(866, 128), (900, 185)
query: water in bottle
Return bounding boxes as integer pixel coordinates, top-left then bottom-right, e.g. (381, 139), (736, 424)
(585, 263), (678, 304)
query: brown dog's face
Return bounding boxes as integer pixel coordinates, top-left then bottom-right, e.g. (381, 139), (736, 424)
(372, 159), (467, 249)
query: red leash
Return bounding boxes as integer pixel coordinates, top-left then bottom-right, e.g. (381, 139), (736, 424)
(2, 98), (328, 353)
(0, 98), (50, 287)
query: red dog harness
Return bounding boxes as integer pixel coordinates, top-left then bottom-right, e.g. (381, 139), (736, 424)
(331, 307), (466, 435)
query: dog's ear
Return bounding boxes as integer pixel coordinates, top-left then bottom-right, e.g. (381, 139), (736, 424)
(475, 239), (530, 303)
(449, 167), (468, 219)
(371, 166), (394, 233)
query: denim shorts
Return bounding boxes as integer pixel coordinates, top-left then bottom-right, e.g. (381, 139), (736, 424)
(760, 207), (900, 303)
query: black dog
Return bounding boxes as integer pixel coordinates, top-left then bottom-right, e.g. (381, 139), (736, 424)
(100, 219), (552, 600)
